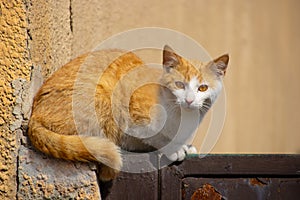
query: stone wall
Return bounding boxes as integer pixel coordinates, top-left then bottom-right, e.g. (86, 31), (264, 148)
(1, 0), (100, 199)
(0, 0), (31, 198)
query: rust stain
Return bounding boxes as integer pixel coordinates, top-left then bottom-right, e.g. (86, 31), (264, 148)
(191, 184), (223, 200)
(249, 178), (268, 187)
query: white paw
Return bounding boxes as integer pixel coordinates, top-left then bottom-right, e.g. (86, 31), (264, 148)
(166, 145), (197, 161)
(186, 145), (197, 154)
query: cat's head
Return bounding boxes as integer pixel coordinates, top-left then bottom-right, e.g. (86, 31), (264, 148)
(161, 45), (229, 111)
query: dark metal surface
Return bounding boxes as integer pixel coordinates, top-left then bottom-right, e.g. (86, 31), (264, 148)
(179, 154), (300, 176)
(183, 177), (300, 200)
(100, 171), (158, 200)
(101, 154), (300, 200)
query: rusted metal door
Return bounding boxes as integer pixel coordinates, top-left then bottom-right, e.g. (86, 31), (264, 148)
(101, 155), (300, 200)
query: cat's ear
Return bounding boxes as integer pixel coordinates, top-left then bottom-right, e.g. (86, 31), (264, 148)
(163, 45), (179, 72)
(210, 54), (229, 76)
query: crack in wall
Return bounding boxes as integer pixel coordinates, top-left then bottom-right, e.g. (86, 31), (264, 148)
(69, 0), (73, 33)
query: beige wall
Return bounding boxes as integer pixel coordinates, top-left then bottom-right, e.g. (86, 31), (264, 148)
(70, 0), (300, 153)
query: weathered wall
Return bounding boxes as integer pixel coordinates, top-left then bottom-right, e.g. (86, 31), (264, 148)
(0, 0), (31, 198)
(17, 0), (100, 199)
(27, 0), (72, 78)
(1, 0), (100, 199)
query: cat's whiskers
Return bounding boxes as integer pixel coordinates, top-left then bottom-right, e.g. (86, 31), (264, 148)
(197, 99), (212, 115)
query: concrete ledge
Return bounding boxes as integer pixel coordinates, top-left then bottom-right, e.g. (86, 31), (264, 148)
(18, 145), (100, 199)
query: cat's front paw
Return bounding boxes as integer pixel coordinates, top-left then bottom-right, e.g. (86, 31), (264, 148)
(167, 145), (197, 161)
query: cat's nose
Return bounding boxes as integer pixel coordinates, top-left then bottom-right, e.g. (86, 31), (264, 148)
(185, 99), (194, 105)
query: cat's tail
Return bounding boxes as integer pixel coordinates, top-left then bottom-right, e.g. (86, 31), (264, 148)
(28, 120), (122, 180)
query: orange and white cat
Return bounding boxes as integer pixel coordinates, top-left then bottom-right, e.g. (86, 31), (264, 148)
(28, 45), (228, 181)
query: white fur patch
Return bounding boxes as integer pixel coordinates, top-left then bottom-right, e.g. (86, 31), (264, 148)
(172, 76), (220, 110)
(154, 75), (223, 160)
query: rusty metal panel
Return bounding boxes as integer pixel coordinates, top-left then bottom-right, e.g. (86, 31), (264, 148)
(183, 177), (300, 200)
(100, 155), (300, 199)
(161, 155), (300, 200)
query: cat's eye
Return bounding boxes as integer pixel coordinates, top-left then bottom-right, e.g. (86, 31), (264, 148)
(198, 84), (208, 92)
(175, 81), (185, 89)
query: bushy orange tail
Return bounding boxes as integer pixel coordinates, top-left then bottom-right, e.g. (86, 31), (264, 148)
(28, 120), (122, 180)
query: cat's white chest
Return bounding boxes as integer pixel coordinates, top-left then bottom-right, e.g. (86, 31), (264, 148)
(161, 107), (201, 145)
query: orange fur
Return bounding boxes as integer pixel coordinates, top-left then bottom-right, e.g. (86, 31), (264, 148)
(28, 46), (229, 181)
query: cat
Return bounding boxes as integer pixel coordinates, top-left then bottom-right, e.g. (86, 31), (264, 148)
(28, 45), (229, 181)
